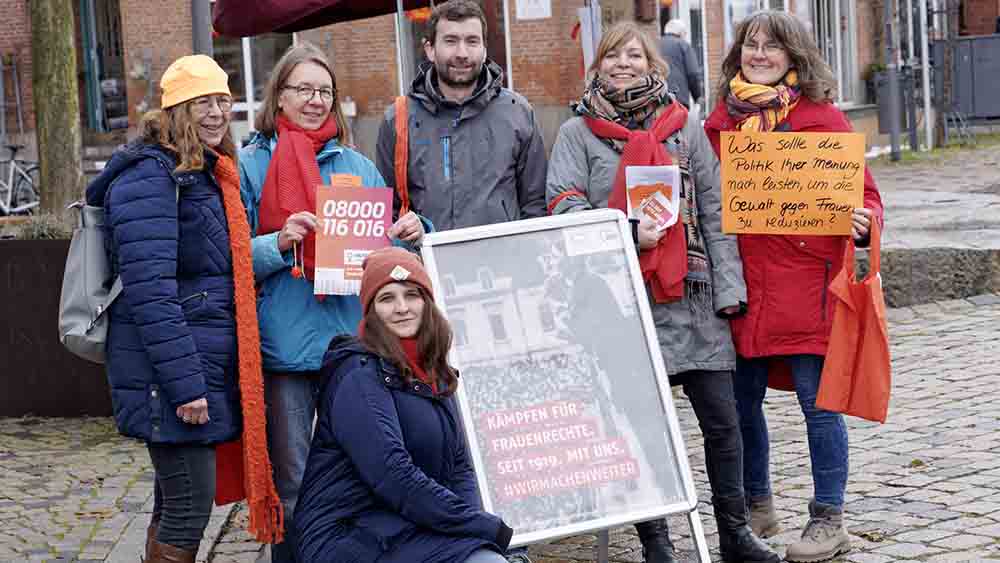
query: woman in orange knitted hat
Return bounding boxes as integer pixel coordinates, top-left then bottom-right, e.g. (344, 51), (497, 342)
(84, 55), (281, 562)
(293, 247), (515, 563)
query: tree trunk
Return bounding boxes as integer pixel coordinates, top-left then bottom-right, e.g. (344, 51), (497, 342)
(30, 0), (84, 221)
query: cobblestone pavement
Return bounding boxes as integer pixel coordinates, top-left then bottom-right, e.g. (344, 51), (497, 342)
(193, 294), (1000, 562)
(867, 146), (1000, 251)
(1, 301), (998, 562)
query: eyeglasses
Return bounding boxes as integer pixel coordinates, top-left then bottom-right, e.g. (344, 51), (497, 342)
(282, 84), (335, 104)
(190, 95), (233, 114)
(742, 41), (785, 56)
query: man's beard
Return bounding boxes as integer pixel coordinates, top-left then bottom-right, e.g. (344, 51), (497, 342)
(434, 57), (485, 89)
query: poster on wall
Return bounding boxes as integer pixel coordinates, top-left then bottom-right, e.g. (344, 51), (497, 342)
(420, 210), (699, 547)
(516, 0), (552, 20)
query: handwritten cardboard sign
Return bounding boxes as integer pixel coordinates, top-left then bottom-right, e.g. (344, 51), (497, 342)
(313, 178), (393, 295)
(720, 131), (866, 235)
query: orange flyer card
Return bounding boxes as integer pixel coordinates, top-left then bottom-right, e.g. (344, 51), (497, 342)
(625, 166), (681, 231)
(313, 184), (394, 295)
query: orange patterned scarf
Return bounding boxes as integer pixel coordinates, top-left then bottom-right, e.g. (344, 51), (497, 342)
(213, 154), (285, 544)
(726, 70), (801, 132)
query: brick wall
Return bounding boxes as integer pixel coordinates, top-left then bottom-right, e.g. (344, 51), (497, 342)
(0, 0), (34, 135)
(963, 0), (1000, 35)
(120, 0), (193, 120)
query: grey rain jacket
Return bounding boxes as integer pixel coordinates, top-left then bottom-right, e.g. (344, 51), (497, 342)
(375, 60), (547, 231)
(546, 109), (746, 375)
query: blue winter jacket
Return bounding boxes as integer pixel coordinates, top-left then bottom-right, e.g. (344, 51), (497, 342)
(294, 336), (512, 563)
(238, 134), (393, 373)
(85, 142), (241, 445)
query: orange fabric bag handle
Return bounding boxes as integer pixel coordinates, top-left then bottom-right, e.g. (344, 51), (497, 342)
(394, 96), (410, 216)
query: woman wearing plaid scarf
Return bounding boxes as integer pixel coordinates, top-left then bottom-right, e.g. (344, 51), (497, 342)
(704, 11), (884, 562)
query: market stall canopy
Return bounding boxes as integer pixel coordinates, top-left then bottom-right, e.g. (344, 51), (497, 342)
(212, 0), (433, 37)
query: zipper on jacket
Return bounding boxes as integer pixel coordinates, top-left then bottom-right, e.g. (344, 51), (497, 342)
(821, 261), (831, 321)
(180, 291), (209, 306)
(441, 136), (452, 182)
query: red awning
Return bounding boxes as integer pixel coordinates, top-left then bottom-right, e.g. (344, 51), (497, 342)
(212, 0), (433, 37)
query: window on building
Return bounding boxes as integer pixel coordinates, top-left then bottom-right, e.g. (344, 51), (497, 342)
(478, 268), (495, 291)
(486, 307), (508, 342)
(539, 304), (556, 333)
(212, 31), (294, 137)
(804, 0), (859, 104)
(443, 275), (458, 297)
(724, 0), (787, 48)
(452, 316), (469, 347)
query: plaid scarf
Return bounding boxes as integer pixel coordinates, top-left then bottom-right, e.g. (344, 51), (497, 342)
(726, 70), (801, 131)
(577, 74), (670, 151)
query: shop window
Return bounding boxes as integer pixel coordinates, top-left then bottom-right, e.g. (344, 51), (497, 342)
(806, 0), (859, 104)
(212, 32), (294, 136)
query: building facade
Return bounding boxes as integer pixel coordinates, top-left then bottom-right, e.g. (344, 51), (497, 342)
(2, 0), (993, 160)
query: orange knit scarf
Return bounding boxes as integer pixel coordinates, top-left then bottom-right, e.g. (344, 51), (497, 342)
(213, 154), (285, 544)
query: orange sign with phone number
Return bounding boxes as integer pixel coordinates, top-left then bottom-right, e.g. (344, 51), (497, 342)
(313, 174), (393, 295)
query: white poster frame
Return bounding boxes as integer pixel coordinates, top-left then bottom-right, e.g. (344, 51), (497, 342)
(420, 209), (704, 549)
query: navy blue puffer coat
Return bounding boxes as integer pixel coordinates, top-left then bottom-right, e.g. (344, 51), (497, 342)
(85, 142), (240, 445)
(294, 336), (512, 563)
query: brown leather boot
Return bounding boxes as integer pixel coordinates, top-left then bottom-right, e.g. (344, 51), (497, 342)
(147, 538), (196, 563)
(144, 516), (159, 561)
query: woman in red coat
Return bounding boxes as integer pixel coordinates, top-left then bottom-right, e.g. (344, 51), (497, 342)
(704, 11), (883, 563)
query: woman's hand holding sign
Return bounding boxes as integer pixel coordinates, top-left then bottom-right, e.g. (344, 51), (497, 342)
(851, 208), (873, 242)
(388, 211), (426, 245)
(278, 211), (318, 252)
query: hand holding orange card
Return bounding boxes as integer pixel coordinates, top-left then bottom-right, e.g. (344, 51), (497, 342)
(314, 179), (394, 295)
(625, 166), (681, 231)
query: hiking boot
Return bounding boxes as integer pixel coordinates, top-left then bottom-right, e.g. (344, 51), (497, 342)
(506, 551), (533, 563)
(714, 497), (781, 563)
(634, 518), (676, 563)
(785, 500), (851, 562)
(146, 538), (196, 563)
(749, 495), (781, 538)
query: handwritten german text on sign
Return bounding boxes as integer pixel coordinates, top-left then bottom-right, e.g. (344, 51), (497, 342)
(314, 179), (393, 295)
(720, 132), (865, 235)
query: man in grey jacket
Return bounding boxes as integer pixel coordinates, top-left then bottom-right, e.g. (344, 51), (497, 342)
(659, 20), (703, 108)
(375, 0), (547, 232)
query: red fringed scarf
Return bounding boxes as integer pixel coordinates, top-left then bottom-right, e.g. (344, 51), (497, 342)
(584, 101), (690, 303)
(212, 154), (285, 544)
(258, 114), (340, 281)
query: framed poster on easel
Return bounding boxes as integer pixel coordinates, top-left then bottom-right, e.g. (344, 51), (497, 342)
(420, 209), (710, 559)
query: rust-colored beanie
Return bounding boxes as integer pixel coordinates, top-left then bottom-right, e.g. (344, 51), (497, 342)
(161, 54), (231, 109)
(359, 247), (434, 313)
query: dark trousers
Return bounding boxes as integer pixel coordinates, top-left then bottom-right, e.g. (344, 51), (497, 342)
(148, 443), (216, 551)
(671, 369), (746, 503)
(636, 370), (747, 539)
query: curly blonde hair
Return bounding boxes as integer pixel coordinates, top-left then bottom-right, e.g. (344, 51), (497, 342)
(141, 103), (236, 172)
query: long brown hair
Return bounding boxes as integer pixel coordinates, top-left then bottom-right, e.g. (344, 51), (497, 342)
(587, 21), (670, 82)
(717, 10), (837, 103)
(141, 103), (236, 173)
(254, 42), (351, 145)
(360, 286), (459, 397)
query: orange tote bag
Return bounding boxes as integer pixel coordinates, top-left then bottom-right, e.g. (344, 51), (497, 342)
(815, 222), (891, 423)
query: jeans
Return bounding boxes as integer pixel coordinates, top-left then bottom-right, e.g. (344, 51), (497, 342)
(265, 371), (321, 563)
(147, 443), (216, 551)
(734, 355), (849, 507)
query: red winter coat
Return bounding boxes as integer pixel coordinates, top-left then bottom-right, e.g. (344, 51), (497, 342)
(704, 97), (884, 359)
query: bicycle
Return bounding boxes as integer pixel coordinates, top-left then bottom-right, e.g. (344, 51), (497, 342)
(0, 144), (40, 215)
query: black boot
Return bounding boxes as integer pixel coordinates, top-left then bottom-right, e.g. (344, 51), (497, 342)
(634, 518), (676, 563)
(714, 497), (781, 563)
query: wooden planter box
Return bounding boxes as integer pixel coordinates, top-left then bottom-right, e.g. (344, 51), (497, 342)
(0, 239), (112, 417)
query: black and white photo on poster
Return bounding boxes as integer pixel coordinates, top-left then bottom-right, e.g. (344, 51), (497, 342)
(423, 212), (693, 542)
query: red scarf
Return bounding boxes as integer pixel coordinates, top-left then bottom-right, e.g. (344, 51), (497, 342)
(584, 101), (690, 303)
(400, 337), (438, 394)
(211, 155), (284, 543)
(258, 114), (340, 281)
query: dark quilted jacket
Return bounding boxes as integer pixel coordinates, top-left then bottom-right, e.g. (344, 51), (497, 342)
(294, 337), (511, 563)
(85, 142), (241, 445)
